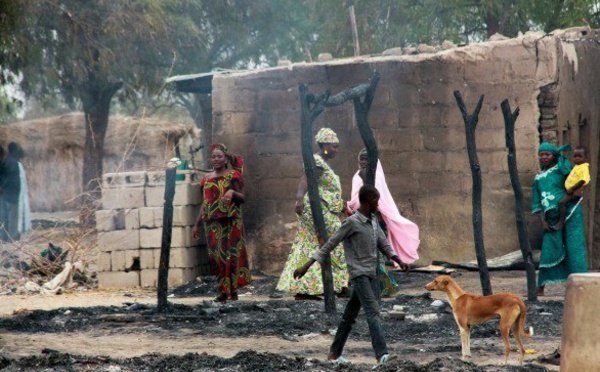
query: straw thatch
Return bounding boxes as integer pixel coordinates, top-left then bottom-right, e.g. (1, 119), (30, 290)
(0, 113), (195, 212)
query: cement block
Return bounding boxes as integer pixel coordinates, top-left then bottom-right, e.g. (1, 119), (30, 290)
(102, 171), (147, 189)
(171, 226), (192, 247)
(125, 250), (140, 269)
(97, 252), (112, 272)
(140, 228), (162, 248)
(173, 205), (200, 227)
(141, 227), (190, 248)
(124, 209), (140, 230)
(140, 268), (198, 287)
(97, 230), (140, 252)
(140, 269), (158, 287)
(170, 247), (199, 268)
(98, 271), (140, 288)
(173, 183), (201, 206)
(144, 187), (164, 208)
(95, 210), (117, 232)
(111, 250), (126, 271)
(139, 207), (160, 228)
(561, 273), (600, 372)
(114, 209), (126, 230)
(146, 170), (200, 187)
(140, 248), (156, 269)
(146, 171), (167, 187)
(102, 187), (146, 210)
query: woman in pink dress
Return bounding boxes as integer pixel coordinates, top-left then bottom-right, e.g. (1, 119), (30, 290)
(347, 148), (420, 295)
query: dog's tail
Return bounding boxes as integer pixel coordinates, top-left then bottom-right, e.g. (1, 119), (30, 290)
(518, 299), (534, 338)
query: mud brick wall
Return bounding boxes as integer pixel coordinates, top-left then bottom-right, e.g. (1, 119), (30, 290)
(211, 32), (600, 274)
(95, 170), (209, 288)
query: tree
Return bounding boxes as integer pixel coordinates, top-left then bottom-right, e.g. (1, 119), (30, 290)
(299, 0), (600, 57)
(0, 0), (193, 222)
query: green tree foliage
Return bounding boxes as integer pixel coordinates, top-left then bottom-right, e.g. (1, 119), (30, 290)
(0, 1), (187, 220)
(0, 0), (312, 219)
(300, 0), (599, 57)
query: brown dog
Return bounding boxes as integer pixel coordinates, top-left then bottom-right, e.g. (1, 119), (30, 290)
(425, 275), (533, 364)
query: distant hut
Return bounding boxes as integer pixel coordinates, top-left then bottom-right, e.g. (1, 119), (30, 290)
(0, 113), (196, 212)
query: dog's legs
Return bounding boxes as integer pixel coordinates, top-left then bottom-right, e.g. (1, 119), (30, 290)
(512, 321), (525, 365)
(499, 316), (513, 364)
(454, 313), (471, 360)
(458, 324), (471, 360)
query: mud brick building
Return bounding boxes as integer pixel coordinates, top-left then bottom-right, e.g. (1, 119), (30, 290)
(95, 170), (209, 288)
(4, 29), (600, 280)
(201, 30), (600, 273)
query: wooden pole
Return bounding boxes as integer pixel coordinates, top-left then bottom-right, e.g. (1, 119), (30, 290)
(299, 84), (336, 314)
(501, 99), (537, 301)
(454, 91), (492, 296)
(353, 71), (380, 186)
(349, 5), (360, 57)
(157, 166), (177, 312)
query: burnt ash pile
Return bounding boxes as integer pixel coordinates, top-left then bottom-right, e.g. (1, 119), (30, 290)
(0, 272), (560, 371)
(0, 350), (552, 371)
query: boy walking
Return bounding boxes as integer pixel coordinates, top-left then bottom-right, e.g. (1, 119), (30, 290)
(293, 184), (409, 368)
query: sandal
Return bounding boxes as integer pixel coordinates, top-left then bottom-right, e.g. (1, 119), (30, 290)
(214, 293), (228, 303)
(373, 354), (397, 369)
(331, 356), (351, 366)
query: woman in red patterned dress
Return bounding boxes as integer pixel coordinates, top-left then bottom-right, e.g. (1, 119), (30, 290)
(192, 143), (252, 303)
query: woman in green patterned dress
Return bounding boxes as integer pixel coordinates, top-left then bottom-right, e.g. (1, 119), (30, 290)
(276, 128), (349, 300)
(532, 143), (588, 296)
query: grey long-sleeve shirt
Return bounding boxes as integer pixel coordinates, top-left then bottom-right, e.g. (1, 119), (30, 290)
(312, 211), (396, 280)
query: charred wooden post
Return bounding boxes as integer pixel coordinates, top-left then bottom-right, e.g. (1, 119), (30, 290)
(353, 71), (380, 186)
(299, 84), (336, 314)
(454, 91), (492, 296)
(298, 71), (381, 313)
(501, 99), (537, 301)
(157, 166), (177, 312)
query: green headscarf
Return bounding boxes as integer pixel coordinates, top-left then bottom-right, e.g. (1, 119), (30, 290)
(538, 142), (571, 156)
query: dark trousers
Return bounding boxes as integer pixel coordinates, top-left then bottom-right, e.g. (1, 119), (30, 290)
(330, 275), (388, 359)
(0, 199), (19, 242)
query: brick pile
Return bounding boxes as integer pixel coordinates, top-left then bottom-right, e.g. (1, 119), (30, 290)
(95, 170), (210, 288)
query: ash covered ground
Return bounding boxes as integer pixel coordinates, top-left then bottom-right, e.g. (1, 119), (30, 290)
(0, 270), (562, 371)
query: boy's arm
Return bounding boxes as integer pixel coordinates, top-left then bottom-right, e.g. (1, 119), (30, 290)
(376, 226), (410, 273)
(293, 218), (353, 279)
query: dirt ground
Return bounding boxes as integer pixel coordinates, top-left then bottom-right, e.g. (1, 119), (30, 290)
(0, 268), (563, 371)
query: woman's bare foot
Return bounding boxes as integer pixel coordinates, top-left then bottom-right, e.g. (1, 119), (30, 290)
(214, 292), (228, 303)
(230, 291), (238, 301)
(536, 287), (545, 296)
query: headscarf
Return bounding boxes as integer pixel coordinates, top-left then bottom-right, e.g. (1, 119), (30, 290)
(315, 127), (339, 144)
(348, 150), (420, 264)
(210, 143), (244, 175)
(358, 148), (368, 159)
(538, 142), (570, 156)
(538, 142), (572, 176)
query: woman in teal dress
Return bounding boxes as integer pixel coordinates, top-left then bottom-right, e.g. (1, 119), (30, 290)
(532, 143), (588, 296)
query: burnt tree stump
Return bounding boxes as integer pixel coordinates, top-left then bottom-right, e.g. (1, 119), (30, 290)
(501, 99), (537, 301)
(157, 166), (177, 312)
(454, 91), (492, 296)
(298, 71), (381, 314)
(353, 72), (380, 186)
